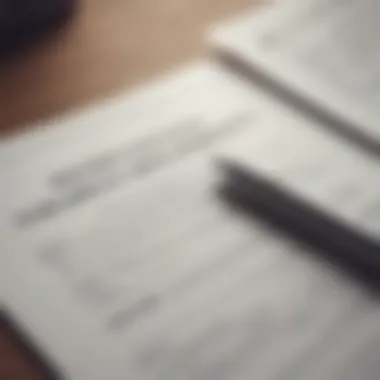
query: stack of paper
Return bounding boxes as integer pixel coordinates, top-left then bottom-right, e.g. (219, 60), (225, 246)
(3, 1), (380, 378)
(211, 0), (380, 145)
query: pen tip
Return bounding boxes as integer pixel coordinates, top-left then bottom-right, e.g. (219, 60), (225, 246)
(215, 157), (236, 173)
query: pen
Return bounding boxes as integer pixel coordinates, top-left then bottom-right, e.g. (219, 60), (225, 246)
(217, 159), (380, 281)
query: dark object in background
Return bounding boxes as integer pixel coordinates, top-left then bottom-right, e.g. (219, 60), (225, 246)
(0, 0), (76, 56)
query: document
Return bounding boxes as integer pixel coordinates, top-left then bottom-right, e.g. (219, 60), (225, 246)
(211, 0), (380, 145)
(1, 61), (380, 380)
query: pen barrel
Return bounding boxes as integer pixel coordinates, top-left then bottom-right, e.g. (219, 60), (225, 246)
(218, 160), (380, 283)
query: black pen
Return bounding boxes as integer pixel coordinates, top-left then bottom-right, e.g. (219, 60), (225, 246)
(217, 159), (380, 280)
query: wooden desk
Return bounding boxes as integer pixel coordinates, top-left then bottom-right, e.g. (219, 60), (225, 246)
(0, 0), (255, 378)
(0, 0), (254, 137)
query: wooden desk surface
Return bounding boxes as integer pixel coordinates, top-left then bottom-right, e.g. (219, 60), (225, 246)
(0, 0), (255, 378)
(0, 0), (254, 137)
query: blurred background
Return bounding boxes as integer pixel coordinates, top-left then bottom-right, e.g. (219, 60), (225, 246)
(0, 0), (254, 137)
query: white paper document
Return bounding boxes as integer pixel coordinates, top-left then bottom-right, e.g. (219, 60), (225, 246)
(1, 61), (380, 380)
(211, 0), (380, 145)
